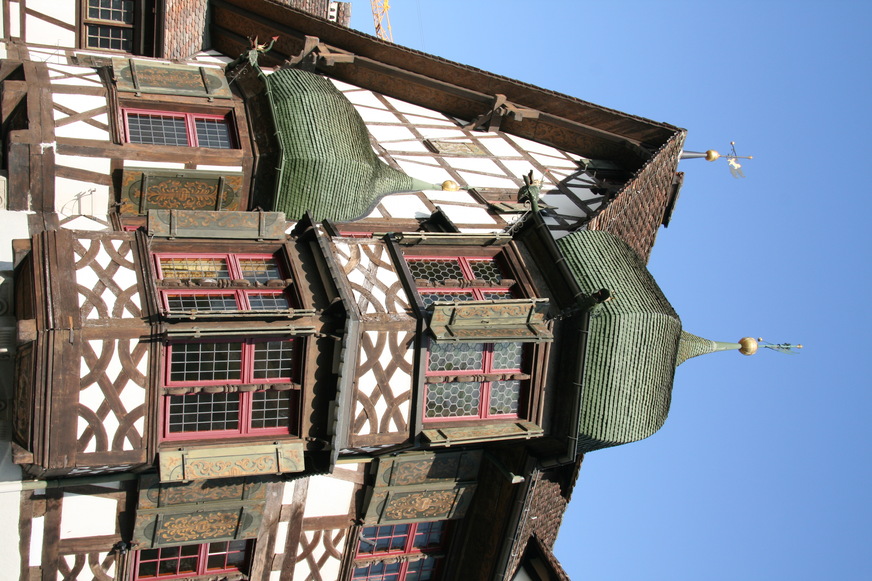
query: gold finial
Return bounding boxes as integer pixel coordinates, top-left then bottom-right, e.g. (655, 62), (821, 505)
(738, 337), (759, 355)
(705, 150), (721, 161)
(441, 180), (460, 191)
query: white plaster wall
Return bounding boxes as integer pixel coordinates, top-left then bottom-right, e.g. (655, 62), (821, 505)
(302, 475), (355, 518)
(8, 2), (20, 38)
(55, 177), (110, 217)
(29, 515), (43, 566)
(25, 14), (75, 49)
(60, 493), (118, 538)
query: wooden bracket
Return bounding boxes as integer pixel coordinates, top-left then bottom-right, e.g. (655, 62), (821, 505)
(463, 94), (540, 132)
(285, 36), (355, 70)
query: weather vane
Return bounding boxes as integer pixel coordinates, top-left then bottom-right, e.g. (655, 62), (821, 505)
(681, 141), (754, 178)
(756, 338), (803, 355)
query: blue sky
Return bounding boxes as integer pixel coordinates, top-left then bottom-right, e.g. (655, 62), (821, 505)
(350, 1), (871, 579)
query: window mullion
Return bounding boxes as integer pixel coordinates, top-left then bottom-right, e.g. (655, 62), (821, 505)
(457, 256), (477, 281)
(241, 341), (254, 383)
(236, 289), (249, 310)
(196, 544), (209, 575)
(403, 523), (418, 554)
(239, 391), (252, 435)
(186, 113), (198, 147)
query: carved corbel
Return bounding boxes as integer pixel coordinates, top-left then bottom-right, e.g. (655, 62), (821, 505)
(285, 36), (355, 70)
(463, 94), (540, 132)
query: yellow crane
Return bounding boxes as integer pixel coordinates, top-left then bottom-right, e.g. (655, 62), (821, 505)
(370, 0), (393, 42)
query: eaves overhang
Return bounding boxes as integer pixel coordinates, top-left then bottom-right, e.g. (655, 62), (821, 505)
(211, 0), (683, 166)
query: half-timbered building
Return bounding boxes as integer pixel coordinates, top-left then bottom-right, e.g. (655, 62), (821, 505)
(0, 2), (746, 580)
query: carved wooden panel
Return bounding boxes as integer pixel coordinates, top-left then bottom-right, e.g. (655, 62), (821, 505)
(332, 240), (411, 316)
(73, 234), (142, 321)
(119, 168), (244, 215)
(76, 337), (148, 456)
(133, 475), (269, 548)
(113, 58), (233, 99)
(13, 342), (34, 449)
(159, 442), (305, 482)
(350, 330), (415, 446)
(147, 210), (287, 240)
(362, 451), (482, 525)
(429, 298), (552, 342)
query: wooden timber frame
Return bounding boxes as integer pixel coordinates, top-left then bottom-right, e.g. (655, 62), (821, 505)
(11, 219), (347, 479)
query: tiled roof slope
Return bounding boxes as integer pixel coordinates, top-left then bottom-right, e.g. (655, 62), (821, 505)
(557, 231), (682, 453)
(504, 460), (581, 580)
(265, 67), (435, 220)
(587, 129), (687, 262)
(164, 0), (210, 59)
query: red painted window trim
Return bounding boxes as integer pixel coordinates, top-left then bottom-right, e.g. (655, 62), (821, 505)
(423, 342), (524, 423)
(153, 252), (280, 280)
(122, 108), (236, 148)
(164, 339), (297, 387)
(159, 288), (290, 312)
(161, 338), (299, 441)
(353, 521), (448, 580)
(133, 540), (251, 580)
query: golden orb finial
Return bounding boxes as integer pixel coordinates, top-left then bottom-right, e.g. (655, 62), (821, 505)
(441, 180), (460, 191)
(738, 337), (759, 356)
(705, 150), (721, 162)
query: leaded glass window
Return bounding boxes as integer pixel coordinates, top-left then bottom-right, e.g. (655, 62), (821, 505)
(163, 339), (299, 440)
(425, 342), (524, 421)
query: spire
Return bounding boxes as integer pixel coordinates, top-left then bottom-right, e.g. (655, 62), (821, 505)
(676, 333), (802, 366)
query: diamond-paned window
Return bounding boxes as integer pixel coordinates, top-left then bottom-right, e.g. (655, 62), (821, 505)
(124, 109), (234, 149)
(405, 255), (512, 309)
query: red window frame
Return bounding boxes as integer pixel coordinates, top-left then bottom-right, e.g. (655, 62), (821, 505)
(424, 342), (524, 422)
(404, 255), (512, 305)
(133, 540), (251, 580)
(154, 252), (292, 313)
(353, 522), (448, 581)
(122, 108), (236, 148)
(162, 338), (299, 441)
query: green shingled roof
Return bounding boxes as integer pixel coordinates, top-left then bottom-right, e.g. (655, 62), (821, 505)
(264, 68), (436, 221)
(556, 230), (682, 453)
